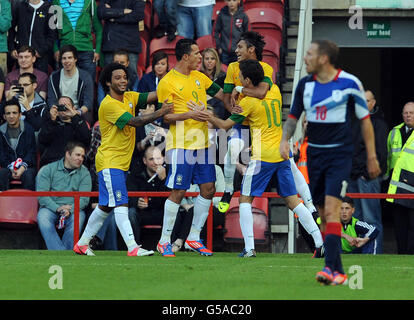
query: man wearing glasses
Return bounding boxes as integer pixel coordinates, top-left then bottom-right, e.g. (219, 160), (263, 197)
(9, 72), (48, 132)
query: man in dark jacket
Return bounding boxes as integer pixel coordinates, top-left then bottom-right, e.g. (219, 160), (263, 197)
(38, 96), (91, 168)
(98, 0), (145, 79)
(349, 89), (389, 254)
(214, 0), (249, 65)
(0, 99), (37, 190)
(8, 0), (57, 73)
(127, 146), (169, 246)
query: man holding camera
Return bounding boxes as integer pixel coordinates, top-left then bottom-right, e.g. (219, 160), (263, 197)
(7, 72), (48, 132)
(37, 96), (91, 168)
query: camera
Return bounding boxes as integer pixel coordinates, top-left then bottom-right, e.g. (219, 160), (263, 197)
(57, 104), (67, 112)
(14, 85), (24, 95)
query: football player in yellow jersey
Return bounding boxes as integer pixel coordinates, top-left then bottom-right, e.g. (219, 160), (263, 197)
(74, 63), (173, 257)
(219, 31), (276, 213)
(156, 38), (227, 257)
(202, 60), (322, 257)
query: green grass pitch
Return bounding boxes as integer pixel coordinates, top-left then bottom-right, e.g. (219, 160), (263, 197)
(1, 250), (413, 300)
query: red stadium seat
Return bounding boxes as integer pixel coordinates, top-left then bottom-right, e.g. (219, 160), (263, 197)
(149, 35), (184, 69)
(261, 32), (281, 78)
(196, 34), (215, 52)
(245, 6), (283, 32)
(244, 0), (284, 12)
(137, 36), (148, 79)
(223, 197), (269, 244)
(0, 189), (39, 228)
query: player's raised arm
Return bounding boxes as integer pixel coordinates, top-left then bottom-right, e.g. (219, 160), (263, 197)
(128, 99), (173, 127)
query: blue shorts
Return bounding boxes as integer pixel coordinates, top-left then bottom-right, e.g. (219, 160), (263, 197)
(307, 146), (353, 205)
(227, 123), (250, 145)
(165, 148), (216, 190)
(241, 159), (297, 197)
(98, 168), (129, 207)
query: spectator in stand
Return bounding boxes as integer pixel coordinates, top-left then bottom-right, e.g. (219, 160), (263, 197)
(38, 96), (91, 168)
(52, 0), (102, 82)
(0, 98), (37, 191)
(339, 197), (379, 254)
(127, 145), (170, 247)
(349, 89), (388, 254)
(200, 48), (228, 120)
(97, 49), (139, 107)
(153, 0), (178, 42)
(47, 45), (94, 125)
(85, 121), (118, 251)
(8, 0), (57, 74)
(98, 0), (145, 79)
(36, 141), (92, 250)
(5, 46), (48, 100)
(7, 73), (48, 133)
(214, 0), (248, 66)
(386, 101), (414, 254)
(0, 68), (4, 103)
(137, 51), (169, 93)
(0, 0), (11, 76)
(176, 0), (215, 40)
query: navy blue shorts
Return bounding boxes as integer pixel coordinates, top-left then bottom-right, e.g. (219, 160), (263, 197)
(165, 148), (216, 190)
(307, 146), (353, 205)
(98, 168), (129, 207)
(241, 159), (297, 198)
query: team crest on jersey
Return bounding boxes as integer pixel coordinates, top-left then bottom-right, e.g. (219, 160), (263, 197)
(176, 174), (183, 185)
(235, 18), (243, 28)
(332, 90), (343, 102)
(115, 190), (122, 201)
(195, 80), (201, 87)
(129, 102), (133, 109)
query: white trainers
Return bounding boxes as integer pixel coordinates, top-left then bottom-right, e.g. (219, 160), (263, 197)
(127, 246), (154, 257)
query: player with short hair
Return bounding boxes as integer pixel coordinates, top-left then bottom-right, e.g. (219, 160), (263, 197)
(280, 40), (381, 285)
(156, 38), (225, 257)
(74, 62), (173, 257)
(198, 59), (322, 257)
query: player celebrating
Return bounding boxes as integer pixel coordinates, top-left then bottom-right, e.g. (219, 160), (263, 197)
(199, 59), (322, 257)
(156, 38), (225, 257)
(219, 31), (273, 213)
(74, 63), (173, 257)
(280, 40), (381, 285)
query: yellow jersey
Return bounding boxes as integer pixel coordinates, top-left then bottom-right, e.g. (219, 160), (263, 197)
(223, 60), (274, 103)
(96, 91), (148, 172)
(157, 68), (221, 151)
(229, 85), (283, 163)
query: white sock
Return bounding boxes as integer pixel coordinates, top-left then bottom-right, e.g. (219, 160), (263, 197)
(78, 206), (109, 246)
(223, 138), (245, 194)
(187, 195), (211, 241)
(160, 199), (180, 244)
(114, 206), (138, 252)
(290, 158), (317, 213)
(292, 202), (323, 248)
(239, 202), (255, 251)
